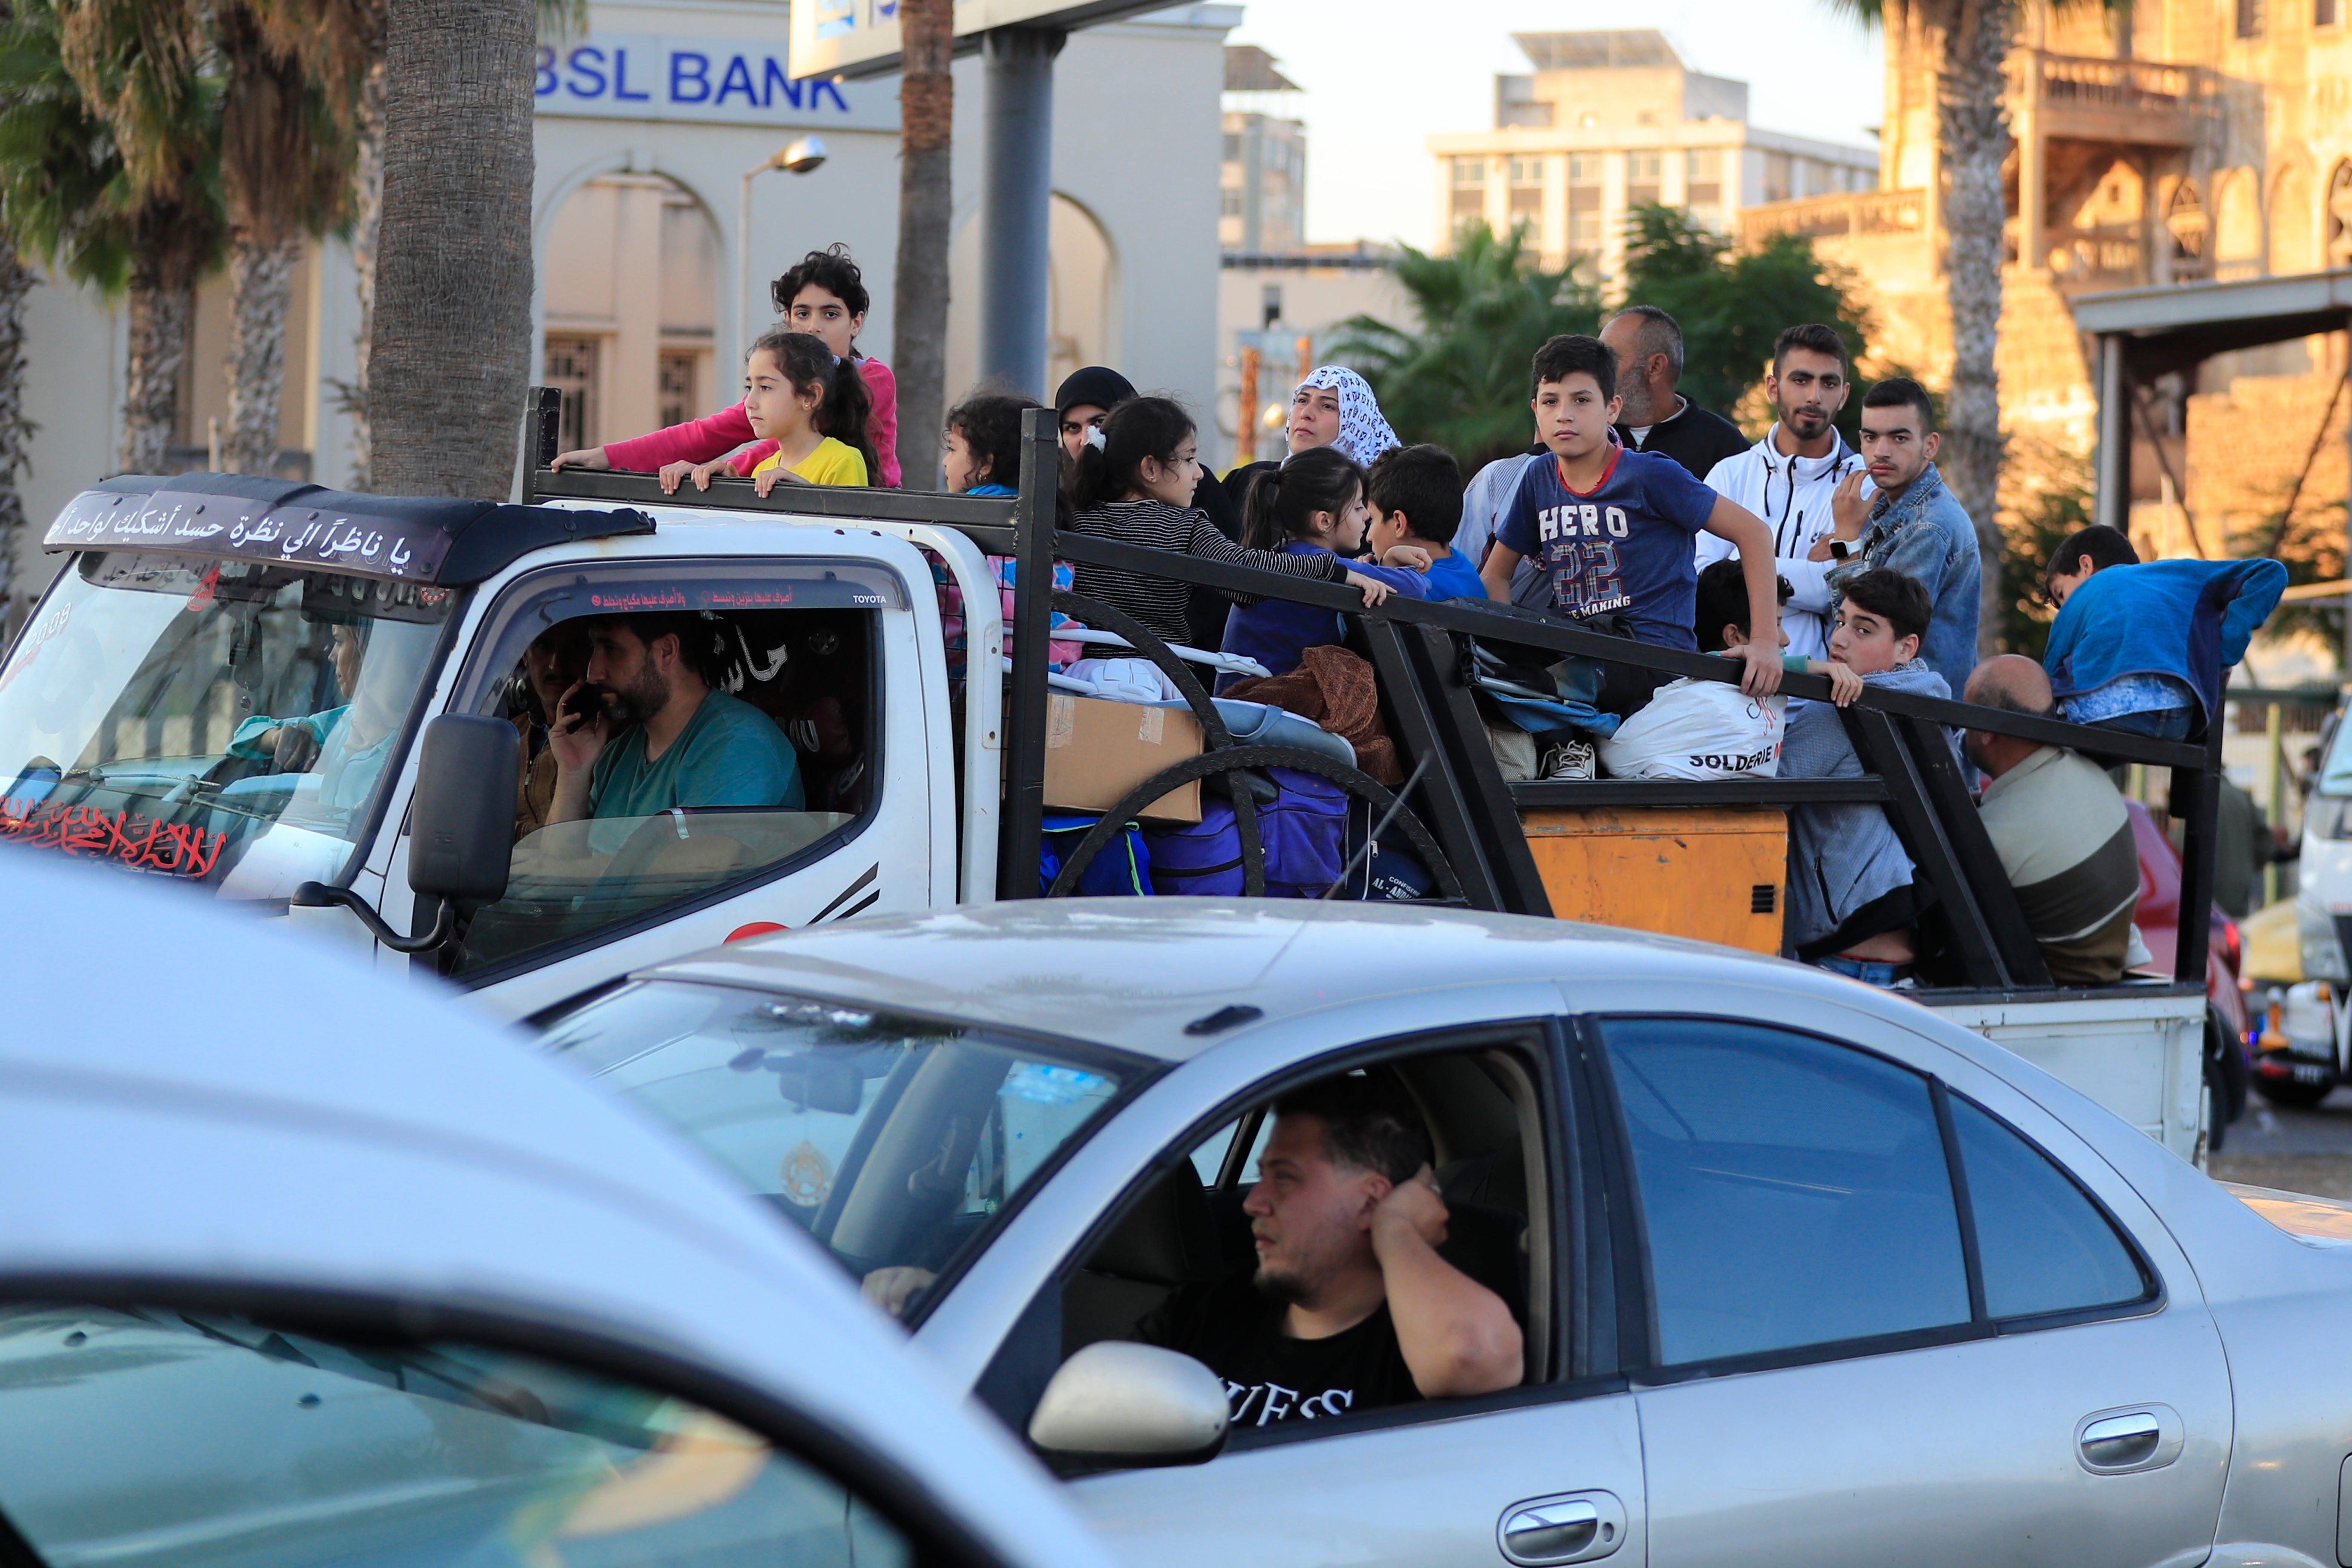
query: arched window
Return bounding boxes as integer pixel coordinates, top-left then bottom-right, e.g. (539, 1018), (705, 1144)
(2326, 159), (2352, 269)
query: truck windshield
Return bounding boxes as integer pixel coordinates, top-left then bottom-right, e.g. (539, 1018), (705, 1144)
(542, 981), (1142, 1318)
(0, 552), (453, 897)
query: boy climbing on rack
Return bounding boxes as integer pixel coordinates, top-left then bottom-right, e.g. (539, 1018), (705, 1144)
(1479, 334), (1786, 717)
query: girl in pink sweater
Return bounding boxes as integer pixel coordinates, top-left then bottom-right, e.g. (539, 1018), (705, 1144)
(549, 244), (901, 487)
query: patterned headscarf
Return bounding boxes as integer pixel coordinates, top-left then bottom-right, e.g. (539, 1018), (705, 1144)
(1292, 365), (1399, 467)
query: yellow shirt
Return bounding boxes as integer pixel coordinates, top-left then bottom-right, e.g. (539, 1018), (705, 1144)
(750, 436), (868, 487)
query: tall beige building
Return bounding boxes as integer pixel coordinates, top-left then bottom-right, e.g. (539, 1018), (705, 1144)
(1740, 0), (2351, 558)
(1429, 31), (1877, 281)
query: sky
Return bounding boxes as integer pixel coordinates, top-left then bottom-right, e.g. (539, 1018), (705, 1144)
(1222, 0), (1887, 251)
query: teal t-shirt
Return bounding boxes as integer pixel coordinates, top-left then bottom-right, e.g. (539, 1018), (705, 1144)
(588, 688), (804, 820)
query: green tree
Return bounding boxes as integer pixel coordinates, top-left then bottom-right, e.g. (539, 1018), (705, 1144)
(1617, 203), (1872, 435)
(1329, 221), (1602, 469)
(1992, 439), (2091, 661)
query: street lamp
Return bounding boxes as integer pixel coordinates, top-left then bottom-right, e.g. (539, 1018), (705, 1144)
(736, 135), (829, 358)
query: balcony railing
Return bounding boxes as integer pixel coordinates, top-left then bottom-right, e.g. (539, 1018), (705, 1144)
(1739, 187), (1926, 245)
(2010, 49), (2222, 118)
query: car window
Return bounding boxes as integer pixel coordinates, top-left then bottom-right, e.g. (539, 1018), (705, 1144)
(437, 562), (901, 979)
(544, 980), (1139, 1302)
(1185, 1115), (1272, 1187)
(1950, 1095), (2148, 1318)
(0, 1304), (920, 1568)
(1597, 1017), (1971, 1366)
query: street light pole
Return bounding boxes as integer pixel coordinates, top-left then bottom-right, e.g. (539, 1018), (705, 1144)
(735, 136), (829, 364)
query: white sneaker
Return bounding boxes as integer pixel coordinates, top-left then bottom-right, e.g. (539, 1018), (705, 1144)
(1544, 739), (1596, 781)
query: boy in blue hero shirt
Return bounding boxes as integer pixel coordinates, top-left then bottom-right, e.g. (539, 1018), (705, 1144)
(1481, 334), (1785, 714)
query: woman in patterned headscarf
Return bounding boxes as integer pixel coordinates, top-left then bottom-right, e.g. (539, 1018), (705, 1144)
(1221, 364), (1401, 508)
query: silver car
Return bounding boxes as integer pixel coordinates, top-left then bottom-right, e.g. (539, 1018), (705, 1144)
(0, 856), (1125, 1568)
(543, 898), (2352, 1568)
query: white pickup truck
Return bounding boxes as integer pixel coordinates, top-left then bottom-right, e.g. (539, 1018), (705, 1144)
(0, 408), (2220, 1160)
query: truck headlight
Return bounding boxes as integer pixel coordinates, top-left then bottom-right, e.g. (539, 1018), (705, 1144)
(2298, 899), (2349, 983)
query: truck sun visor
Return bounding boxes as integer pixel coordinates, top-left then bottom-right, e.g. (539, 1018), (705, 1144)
(43, 473), (655, 586)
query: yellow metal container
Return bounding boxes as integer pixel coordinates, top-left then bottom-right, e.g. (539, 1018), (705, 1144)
(1520, 807), (1788, 955)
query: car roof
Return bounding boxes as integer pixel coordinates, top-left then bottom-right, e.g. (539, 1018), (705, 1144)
(642, 897), (1810, 1061)
(0, 851), (1115, 1568)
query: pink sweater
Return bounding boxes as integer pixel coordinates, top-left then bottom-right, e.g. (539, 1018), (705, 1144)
(601, 355), (901, 487)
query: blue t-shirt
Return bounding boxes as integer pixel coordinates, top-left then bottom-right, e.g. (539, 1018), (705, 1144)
(588, 688), (804, 820)
(1219, 541), (1425, 688)
(1418, 549), (1485, 603)
(1493, 446), (1719, 649)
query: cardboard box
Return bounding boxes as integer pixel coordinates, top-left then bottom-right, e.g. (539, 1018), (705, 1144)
(1042, 693), (1203, 824)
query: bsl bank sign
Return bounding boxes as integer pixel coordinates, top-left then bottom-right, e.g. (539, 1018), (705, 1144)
(535, 34), (900, 129)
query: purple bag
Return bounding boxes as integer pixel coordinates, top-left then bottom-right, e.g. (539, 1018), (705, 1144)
(1144, 767), (1347, 899)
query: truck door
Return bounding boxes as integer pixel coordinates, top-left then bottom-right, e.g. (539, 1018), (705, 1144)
(387, 546), (954, 1020)
(1582, 1013), (2232, 1568)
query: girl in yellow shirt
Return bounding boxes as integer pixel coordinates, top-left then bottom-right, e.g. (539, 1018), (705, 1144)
(663, 330), (878, 494)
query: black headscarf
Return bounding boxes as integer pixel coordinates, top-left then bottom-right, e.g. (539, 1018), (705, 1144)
(1054, 365), (1137, 416)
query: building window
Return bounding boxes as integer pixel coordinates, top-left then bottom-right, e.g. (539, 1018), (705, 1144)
(1222, 132), (1241, 162)
(2236, 0), (2263, 35)
(1453, 156), (1487, 186)
(657, 352), (699, 429)
(1508, 156), (1544, 184)
(1763, 150), (1794, 204)
(1684, 148), (1722, 208)
(1568, 153), (1603, 185)
(1570, 210), (1603, 250)
(1222, 189), (1244, 218)
(1627, 150), (1662, 208)
(1508, 155), (1544, 216)
(2318, 0), (2340, 24)
(543, 335), (599, 453)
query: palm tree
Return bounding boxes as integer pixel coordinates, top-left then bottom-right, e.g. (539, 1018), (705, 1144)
(1830, 0), (2028, 655)
(212, 0), (351, 476)
(366, 0), (535, 499)
(36, 0), (225, 474)
(1329, 221), (1602, 468)
(891, 0), (952, 490)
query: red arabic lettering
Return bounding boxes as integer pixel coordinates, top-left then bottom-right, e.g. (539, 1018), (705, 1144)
(0, 800), (227, 878)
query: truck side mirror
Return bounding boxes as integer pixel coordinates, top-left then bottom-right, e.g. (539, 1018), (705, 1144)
(409, 714), (520, 906)
(1027, 1341), (1228, 1467)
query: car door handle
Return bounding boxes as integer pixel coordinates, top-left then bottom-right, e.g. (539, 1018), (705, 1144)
(2076, 1405), (2184, 1474)
(1498, 1491), (1626, 1566)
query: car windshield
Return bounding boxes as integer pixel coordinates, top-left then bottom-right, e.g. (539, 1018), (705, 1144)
(543, 981), (1140, 1308)
(2320, 716), (2352, 798)
(0, 552), (452, 898)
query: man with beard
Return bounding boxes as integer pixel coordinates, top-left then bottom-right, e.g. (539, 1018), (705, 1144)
(1697, 323), (1869, 663)
(546, 612), (803, 829)
(1137, 1075), (1522, 1427)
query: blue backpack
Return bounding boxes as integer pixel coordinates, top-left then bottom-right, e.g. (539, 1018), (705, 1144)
(1143, 767), (1347, 898)
(1039, 814), (1153, 896)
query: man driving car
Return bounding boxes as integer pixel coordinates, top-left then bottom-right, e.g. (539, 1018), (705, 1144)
(1139, 1075), (1523, 1426)
(546, 612), (802, 826)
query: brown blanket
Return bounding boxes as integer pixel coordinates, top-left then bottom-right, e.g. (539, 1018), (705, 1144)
(1222, 643), (1401, 784)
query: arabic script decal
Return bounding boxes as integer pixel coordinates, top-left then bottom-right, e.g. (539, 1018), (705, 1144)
(0, 799), (229, 878)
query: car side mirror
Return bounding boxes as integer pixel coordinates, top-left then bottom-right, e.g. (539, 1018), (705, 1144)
(1027, 1341), (1228, 1467)
(409, 714), (520, 906)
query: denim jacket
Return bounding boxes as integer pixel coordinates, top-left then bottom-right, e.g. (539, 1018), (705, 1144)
(1828, 462), (1981, 697)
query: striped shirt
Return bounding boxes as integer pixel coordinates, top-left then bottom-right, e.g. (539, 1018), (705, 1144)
(1977, 744), (2140, 986)
(1067, 499), (1348, 646)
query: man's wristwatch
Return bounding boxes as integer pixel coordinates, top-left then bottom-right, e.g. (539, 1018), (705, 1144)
(1828, 540), (1852, 561)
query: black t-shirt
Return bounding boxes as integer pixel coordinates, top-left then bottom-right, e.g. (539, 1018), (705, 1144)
(1138, 1267), (1421, 1428)
(1614, 398), (1749, 482)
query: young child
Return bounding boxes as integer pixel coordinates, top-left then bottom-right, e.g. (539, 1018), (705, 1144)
(1221, 446), (1427, 686)
(1366, 444), (1482, 602)
(550, 245), (903, 488)
(2043, 523), (2285, 742)
(1064, 396), (1398, 649)
(1780, 568), (1946, 985)
(1480, 334), (1784, 716)
(725, 331), (876, 493)
(1694, 557), (1861, 705)
(942, 391), (1041, 497)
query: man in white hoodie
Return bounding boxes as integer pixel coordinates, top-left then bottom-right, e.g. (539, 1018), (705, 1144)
(1695, 324), (1870, 662)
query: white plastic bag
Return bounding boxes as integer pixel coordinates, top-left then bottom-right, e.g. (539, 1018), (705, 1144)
(1597, 677), (1786, 781)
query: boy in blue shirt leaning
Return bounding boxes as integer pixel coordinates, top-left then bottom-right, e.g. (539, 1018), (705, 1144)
(2043, 524), (2285, 741)
(1366, 443), (1485, 602)
(1480, 334), (1785, 715)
